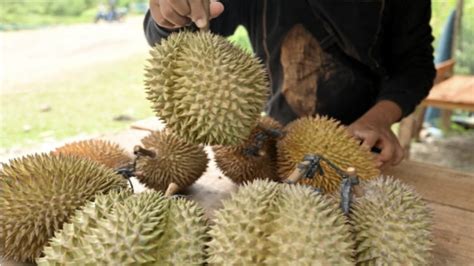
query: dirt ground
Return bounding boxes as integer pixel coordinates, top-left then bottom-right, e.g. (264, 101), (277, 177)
(0, 17), (148, 92)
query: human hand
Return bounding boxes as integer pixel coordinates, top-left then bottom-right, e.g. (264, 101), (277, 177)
(149, 0), (224, 30)
(347, 101), (404, 169)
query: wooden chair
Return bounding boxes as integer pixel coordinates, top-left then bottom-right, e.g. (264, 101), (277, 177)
(398, 59), (456, 158)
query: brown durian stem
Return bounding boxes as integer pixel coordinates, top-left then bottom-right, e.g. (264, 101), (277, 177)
(284, 161), (310, 184)
(133, 145), (156, 158)
(346, 167), (363, 197)
(130, 125), (154, 133)
(164, 182), (180, 197)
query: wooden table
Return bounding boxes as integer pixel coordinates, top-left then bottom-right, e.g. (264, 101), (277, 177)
(421, 75), (474, 111)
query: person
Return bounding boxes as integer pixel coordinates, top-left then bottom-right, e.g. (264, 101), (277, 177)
(143, 0), (436, 169)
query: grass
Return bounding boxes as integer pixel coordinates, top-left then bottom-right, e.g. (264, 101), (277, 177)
(0, 53), (154, 149)
(0, 27), (253, 150)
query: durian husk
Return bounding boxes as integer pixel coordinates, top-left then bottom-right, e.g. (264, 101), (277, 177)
(37, 190), (133, 265)
(145, 31), (269, 145)
(54, 139), (131, 169)
(207, 179), (354, 265)
(350, 176), (433, 265)
(277, 116), (380, 193)
(213, 116), (283, 183)
(0, 154), (128, 262)
(135, 131), (209, 192)
(38, 192), (208, 265)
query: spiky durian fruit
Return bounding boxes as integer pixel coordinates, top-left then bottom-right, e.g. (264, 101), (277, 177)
(145, 31), (268, 145)
(0, 154), (128, 262)
(54, 139), (131, 169)
(37, 190), (133, 265)
(213, 116), (283, 184)
(38, 192), (208, 265)
(350, 176), (433, 265)
(277, 116), (380, 193)
(135, 131), (208, 193)
(207, 180), (354, 265)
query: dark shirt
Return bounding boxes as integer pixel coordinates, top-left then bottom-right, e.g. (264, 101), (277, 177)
(143, 0), (435, 125)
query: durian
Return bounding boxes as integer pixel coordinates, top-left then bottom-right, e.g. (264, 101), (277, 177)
(38, 192), (208, 265)
(145, 31), (268, 145)
(54, 139), (131, 169)
(0, 154), (128, 262)
(37, 190), (133, 265)
(213, 116), (283, 183)
(350, 176), (432, 265)
(207, 179), (354, 265)
(135, 131), (209, 193)
(277, 116), (380, 193)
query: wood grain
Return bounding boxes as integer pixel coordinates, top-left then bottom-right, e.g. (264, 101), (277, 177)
(384, 160), (474, 211)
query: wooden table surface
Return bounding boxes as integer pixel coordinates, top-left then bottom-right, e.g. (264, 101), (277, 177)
(422, 75), (474, 111)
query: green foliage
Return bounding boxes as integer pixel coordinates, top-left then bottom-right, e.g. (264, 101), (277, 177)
(431, 0), (474, 74)
(228, 26), (253, 53)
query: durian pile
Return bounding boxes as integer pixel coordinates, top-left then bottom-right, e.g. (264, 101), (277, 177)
(0, 31), (433, 265)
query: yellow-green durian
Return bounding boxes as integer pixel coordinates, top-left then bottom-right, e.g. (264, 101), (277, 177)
(0, 154), (128, 262)
(207, 179), (354, 265)
(350, 176), (433, 265)
(54, 139), (132, 169)
(145, 31), (268, 145)
(135, 131), (209, 193)
(38, 192), (208, 265)
(277, 116), (380, 193)
(37, 190), (133, 265)
(213, 116), (283, 184)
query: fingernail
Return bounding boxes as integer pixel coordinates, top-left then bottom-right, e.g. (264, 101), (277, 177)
(196, 19), (206, 28)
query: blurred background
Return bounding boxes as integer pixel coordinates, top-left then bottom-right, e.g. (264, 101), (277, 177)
(0, 0), (472, 171)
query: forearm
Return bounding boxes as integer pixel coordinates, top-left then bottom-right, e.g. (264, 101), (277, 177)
(356, 100), (402, 127)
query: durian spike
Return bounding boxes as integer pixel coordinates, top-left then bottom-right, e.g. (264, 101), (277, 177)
(284, 161), (310, 184)
(165, 182), (180, 197)
(133, 145), (156, 158)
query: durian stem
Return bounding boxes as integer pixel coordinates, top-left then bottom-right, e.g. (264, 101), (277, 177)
(130, 125), (154, 133)
(133, 145), (156, 158)
(346, 167), (363, 197)
(284, 161), (310, 184)
(165, 182), (180, 197)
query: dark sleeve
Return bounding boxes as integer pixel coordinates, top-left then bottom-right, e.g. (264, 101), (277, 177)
(143, 0), (244, 46)
(377, 0), (436, 117)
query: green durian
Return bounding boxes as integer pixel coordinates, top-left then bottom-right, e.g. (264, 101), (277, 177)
(0, 154), (128, 262)
(145, 31), (268, 145)
(277, 116), (380, 193)
(207, 179), (354, 265)
(38, 192), (208, 265)
(54, 139), (132, 169)
(37, 190), (133, 265)
(213, 116), (283, 184)
(350, 176), (433, 265)
(135, 131), (209, 193)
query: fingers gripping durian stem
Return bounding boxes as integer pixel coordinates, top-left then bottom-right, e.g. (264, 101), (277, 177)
(165, 182), (180, 197)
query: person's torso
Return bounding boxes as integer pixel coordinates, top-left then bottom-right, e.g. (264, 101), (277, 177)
(242, 0), (384, 125)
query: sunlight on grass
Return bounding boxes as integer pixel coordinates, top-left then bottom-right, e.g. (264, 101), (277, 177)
(0, 53), (153, 149)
